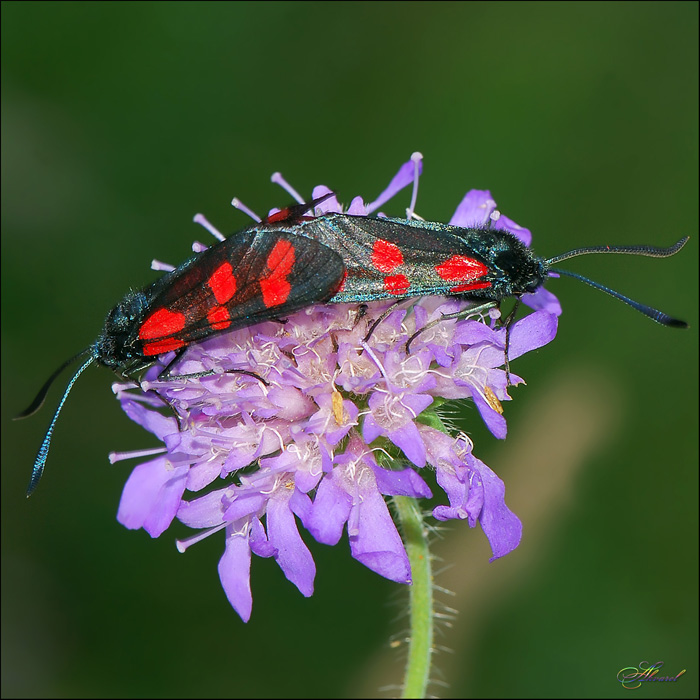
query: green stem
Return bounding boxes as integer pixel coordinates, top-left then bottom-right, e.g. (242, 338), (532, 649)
(394, 495), (434, 699)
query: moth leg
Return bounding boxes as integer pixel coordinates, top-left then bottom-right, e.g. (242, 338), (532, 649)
(500, 298), (522, 387)
(156, 347), (269, 386)
(353, 303), (369, 329)
(362, 300), (405, 344)
(405, 300), (499, 353)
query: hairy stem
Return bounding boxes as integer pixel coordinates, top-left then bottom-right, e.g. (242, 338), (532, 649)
(394, 495), (434, 699)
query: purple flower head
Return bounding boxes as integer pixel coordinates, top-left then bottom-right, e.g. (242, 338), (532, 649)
(110, 154), (559, 620)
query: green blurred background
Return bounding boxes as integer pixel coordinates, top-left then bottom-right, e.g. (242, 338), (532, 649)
(2, 2), (697, 697)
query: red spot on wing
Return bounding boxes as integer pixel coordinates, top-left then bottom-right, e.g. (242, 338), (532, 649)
(372, 239), (404, 273)
(260, 278), (291, 306)
(435, 255), (488, 282)
(139, 308), (186, 340)
(143, 337), (186, 356)
(207, 305), (231, 330)
(266, 239), (295, 273)
(260, 239), (295, 307)
(208, 262), (237, 304)
(384, 274), (410, 295)
(450, 281), (492, 293)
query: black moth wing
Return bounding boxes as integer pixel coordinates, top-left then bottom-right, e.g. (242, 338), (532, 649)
(300, 214), (543, 303)
(131, 228), (346, 353)
(302, 215), (486, 302)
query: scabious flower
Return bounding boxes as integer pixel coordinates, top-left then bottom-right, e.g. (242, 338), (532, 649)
(110, 154), (560, 621)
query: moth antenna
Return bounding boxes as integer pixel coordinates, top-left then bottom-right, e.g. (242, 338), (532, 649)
(15, 349), (91, 420)
(26, 355), (96, 497)
(263, 192), (336, 224)
(553, 268), (687, 328)
(546, 237), (688, 327)
(546, 236), (689, 266)
(305, 191), (336, 213)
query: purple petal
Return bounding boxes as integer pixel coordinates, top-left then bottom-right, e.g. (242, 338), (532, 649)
(266, 492), (316, 596)
(186, 458), (224, 491)
(293, 466), (323, 494)
(506, 310), (558, 360)
(347, 195), (368, 215)
(388, 420), (427, 467)
(398, 392), (434, 417)
(218, 528), (253, 622)
(177, 490), (226, 528)
(306, 472), (352, 545)
(117, 457), (188, 537)
(420, 424), (466, 463)
(452, 318), (503, 347)
(267, 386), (314, 421)
(249, 516), (276, 558)
(433, 467), (469, 520)
(472, 390), (508, 439)
(523, 285), (562, 316)
(119, 398), (178, 440)
(449, 190), (496, 227)
(470, 458), (522, 561)
(289, 488), (313, 524)
(362, 413), (383, 445)
(348, 487), (411, 584)
(366, 157), (422, 213)
(222, 490), (268, 522)
(456, 310), (557, 370)
(370, 463), (432, 498)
